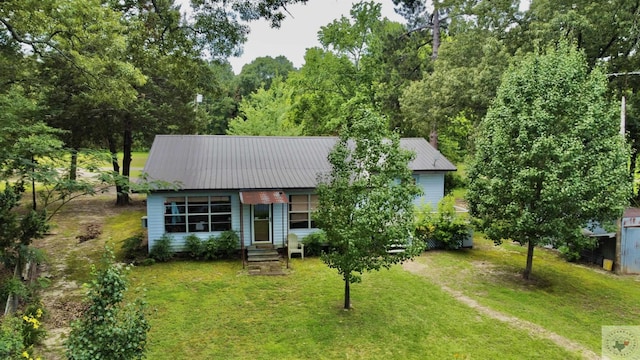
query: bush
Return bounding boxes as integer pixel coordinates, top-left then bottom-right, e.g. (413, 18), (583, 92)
(202, 235), (218, 260)
(415, 195), (471, 250)
(202, 231), (239, 260)
(303, 231), (327, 257)
(216, 230), (239, 259)
(66, 247), (150, 360)
(184, 234), (204, 259)
(122, 233), (145, 260)
(0, 316), (25, 359)
(444, 172), (467, 195)
(21, 303), (46, 347)
(149, 234), (173, 262)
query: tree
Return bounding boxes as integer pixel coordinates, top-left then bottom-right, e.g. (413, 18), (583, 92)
(315, 103), (424, 309)
(237, 55), (295, 97)
(227, 77), (302, 136)
(66, 247), (149, 360)
(466, 43), (631, 280)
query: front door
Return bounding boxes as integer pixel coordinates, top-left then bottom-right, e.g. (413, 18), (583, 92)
(253, 204), (271, 243)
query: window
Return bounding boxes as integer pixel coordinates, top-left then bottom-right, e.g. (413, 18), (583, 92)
(289, 194), (318, 229)
(164, 196), (231, 233)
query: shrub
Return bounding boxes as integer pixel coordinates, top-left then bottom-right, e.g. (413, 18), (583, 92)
(66, 247), (150, 360)
(21, 304), (46, 348)
(415, 195), (471, 250)
(202, 235), (218, 260)
(184, 234), (204, 259)
(216, 230), (239, 259)
(122, 233), (145, 260)
(202, 231), (239, 260)
(444, 172), (467, 195)
(0, 316), (25, 359)
(303, 231), (327, 257)
(149, 234), (173, 262)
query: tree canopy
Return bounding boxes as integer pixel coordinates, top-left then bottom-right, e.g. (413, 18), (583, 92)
(466, 42), (631, 279)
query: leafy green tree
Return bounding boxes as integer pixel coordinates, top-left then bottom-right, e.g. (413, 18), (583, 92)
(66, 247), (149, 360)
(237, 55), (295, 97)
(466, 43), (631, 279)
(227, 77), (302, 136)
(315, 104), (424, 309)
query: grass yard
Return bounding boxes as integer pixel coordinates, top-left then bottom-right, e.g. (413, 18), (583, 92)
(130, 260), (581, 360)
(413, 237), (640, 354)
(34, 195), (640, 359)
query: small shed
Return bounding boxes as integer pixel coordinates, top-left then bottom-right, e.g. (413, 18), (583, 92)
(618, 207), (640, 274)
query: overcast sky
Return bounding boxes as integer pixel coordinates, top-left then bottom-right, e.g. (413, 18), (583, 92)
(227, 0), (404, 73)
(177, 0), (404, 74)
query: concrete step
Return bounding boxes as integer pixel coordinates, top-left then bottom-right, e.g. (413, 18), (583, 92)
(247, 254), (281, 262)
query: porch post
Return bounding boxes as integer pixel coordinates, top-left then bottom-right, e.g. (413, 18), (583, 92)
(240, 201), (245, 269)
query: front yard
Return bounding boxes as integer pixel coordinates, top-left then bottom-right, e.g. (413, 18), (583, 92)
(33, 196), (640, 359)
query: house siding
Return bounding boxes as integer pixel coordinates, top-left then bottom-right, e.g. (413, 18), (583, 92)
(413, 172), (446, 208)
(147, 191), (241, 252)
(146, 175), (446, 252)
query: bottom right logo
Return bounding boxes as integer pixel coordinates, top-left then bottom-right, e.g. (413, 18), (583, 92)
(603, 326), (640, 359)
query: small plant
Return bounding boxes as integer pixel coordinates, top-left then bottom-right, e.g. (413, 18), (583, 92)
(149, 234), (173, 262)
(185, 234), (204, 259)
(202, 235), (218, 260)
(122, 233), (146, 260)
(415, 195), (471, 250)
(216, 230), (239, 259)
(202, 231), (239, 260)
(303, 231), (327, 257)
(21, 304), (45, 347)
(66, 247), (150, 360)
(0, 316), (25, 359)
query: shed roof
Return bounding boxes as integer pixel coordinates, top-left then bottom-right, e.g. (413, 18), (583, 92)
(143, 135), (456, 190)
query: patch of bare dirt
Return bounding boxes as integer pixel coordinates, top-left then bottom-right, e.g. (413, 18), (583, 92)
(403, 259), (600, 360)
(32, 194), (145, 359)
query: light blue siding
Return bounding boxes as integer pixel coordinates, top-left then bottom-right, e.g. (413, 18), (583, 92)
(413, 173), (446, 208)
(146, 173), (448, 252)
(147, 191), (241, 252)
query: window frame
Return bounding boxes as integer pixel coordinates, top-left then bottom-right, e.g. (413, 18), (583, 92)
(288, 194), (318, 229)
(164, 195), (232, 233)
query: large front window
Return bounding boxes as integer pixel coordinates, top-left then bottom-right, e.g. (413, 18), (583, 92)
(164, 196), (231, 233)
(289, 194), (318, 229)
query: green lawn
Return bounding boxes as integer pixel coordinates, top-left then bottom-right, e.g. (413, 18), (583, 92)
(129, 258), (584, 359)
(415, 236), (640, 353)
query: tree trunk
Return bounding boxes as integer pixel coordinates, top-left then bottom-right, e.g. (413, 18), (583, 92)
(431, 7), (440, 60)
(429, 127), (438, 149)
(31, 155), (37, 211)
(69, 148), (78, 181)
(107, 135), (125, 205)
(344, 275), (351, 310)
(117, 115), (133, 206)
(523, 240), (535, 280)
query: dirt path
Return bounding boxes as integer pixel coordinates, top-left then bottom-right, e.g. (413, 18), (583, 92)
(33, 194), (145, 359)
(402, 260), (601, 360)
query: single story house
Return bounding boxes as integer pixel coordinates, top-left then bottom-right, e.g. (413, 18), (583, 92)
(142, 135), (456, 253)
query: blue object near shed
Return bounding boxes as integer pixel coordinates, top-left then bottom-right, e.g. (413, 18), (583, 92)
(619, 207), (640, 274)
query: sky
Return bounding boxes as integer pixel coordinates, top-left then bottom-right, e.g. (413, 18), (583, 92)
(178, 0), (404, 74)
(227, 0), (404, 73)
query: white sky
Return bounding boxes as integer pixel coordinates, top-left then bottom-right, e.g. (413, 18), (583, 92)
(177, 0), (404, 74)
(228, 0), (404, 73)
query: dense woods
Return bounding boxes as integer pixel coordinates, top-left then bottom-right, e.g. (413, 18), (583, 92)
(2, 0), (639, 198)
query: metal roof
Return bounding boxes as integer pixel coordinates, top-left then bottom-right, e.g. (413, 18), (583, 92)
(143, 135), (456, 190)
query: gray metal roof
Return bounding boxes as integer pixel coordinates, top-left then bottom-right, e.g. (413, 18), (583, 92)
(143, 135), (456, 190)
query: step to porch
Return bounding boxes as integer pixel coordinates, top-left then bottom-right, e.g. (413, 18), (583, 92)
(247, 261), (287, 276)
(247, 244), (281, 262)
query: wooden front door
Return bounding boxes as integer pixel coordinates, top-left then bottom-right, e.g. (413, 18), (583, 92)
(253, 204), (271, 243)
